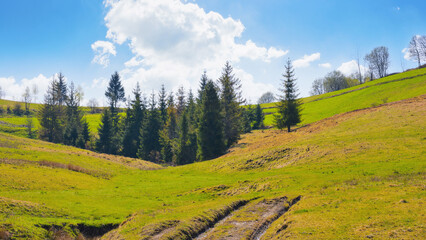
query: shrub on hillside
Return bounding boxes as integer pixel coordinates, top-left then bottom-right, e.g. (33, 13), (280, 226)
(13, 104), (23, 116)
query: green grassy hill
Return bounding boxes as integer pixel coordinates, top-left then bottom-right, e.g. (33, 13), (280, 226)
(262, 68), (426, 126)
(0, 69), (425, 239)
(1, 68), (425, 139)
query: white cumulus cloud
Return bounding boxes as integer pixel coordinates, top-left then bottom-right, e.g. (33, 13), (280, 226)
(93, 0), (288, 100)
(0, 74), (52, 103)
(91, 40), (116, 67)
(318, 63), (331, 68)
(293, 53), (320, 68)
(337, 60), (368, 76)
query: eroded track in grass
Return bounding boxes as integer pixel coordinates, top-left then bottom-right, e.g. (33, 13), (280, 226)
(194, 196), (301, 240)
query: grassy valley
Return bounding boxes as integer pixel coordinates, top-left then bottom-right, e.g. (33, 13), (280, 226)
(0, 70), (425, 239)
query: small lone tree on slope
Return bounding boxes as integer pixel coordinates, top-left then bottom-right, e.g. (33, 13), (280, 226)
(274, 59), (302, 132)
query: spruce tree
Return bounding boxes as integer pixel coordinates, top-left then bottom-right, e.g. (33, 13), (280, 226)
(241, 108), (252, 133)
(105, 71), (125, 117)
(160, 95), (178, 163)
(158, 84), (168, 125)
(64, 82), (82, 146)
(198, 80), (225, 161)
(176, 86), (186, 117)
(166, 93), (178, 139)
(138, 92), (161, 162)
(175, 110), (190, 165)
(122, 83), (146, 157)
(96, 109), (114, 154)
(274, 59), (302, 132)
(159, 128), (174, 164)
(39, 79), (65, 143)
(253, 104), (264, 129)
(79, 117), (90, 148)
(54, 73), (67, 106)
(197, 71), (208, 103)
(218, 61), (244, 147)
(187, 90), (196, 127)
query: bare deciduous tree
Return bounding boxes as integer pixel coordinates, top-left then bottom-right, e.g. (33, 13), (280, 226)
(22, 86), (32, 115)
(88, 98), (99, 113)
(32, 85), (38, 103)
(309, 78), (324, 96)
(408, 35), (424, 67)
(364, 46), (390, 78)
(257, 91), (275, 104)
(419, 35), (426, 61)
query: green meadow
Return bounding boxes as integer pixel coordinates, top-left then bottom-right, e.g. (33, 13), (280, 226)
(0, 69), (425, 239)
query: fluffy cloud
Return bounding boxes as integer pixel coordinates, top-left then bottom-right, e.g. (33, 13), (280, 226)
(91, 40), (116, 67)
(0, 74), (52, 102)
(293, 53), (320, 68)
(337, 60), (368, 76)
(318, 63), (331, 68)
(96, 0), (288, 100)
(402, 48), (411, 61)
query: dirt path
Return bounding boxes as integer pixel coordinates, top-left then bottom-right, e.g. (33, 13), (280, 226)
(194, 196), (301, 240)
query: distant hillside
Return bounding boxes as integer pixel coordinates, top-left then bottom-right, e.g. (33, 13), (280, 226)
(262, 68), (426, 126)
(1, 68), (425, 140)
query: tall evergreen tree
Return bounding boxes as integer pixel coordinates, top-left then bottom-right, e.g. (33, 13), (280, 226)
(105, 71), (125, 117)
(54, 73), (67, 106)
(274, 59), (302, 132)
(198, 80), (225, 161)
(64, 82), (82, 146)
(187, 89), (196, 127)
(96, 109), (115, 154)
(197, 71), (208, 103)
(218, 61), (244, 147)
(241, 107), (252, 133)
(253, 104), (264, 130)
(160, 94), (178, 164)
(175, 110), (190, 165)
(39, 79), (65, 143)
(176, 86), (186, 117)
(122, 83), (146, 157)
(138, 92), (161, 162)
(158, 84), (168, 125)
(78, 117), (90, 149)
(159, 128), (174, 164)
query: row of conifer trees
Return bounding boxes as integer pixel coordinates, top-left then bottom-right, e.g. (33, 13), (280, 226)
(38, 62), (264, 165)
(97, 62), (264, 164)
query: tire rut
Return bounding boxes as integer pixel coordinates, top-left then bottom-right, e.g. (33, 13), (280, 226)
(195, 196), (301, 240)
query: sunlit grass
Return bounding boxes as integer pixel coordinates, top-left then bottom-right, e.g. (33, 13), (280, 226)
(263, 68), (426, 126)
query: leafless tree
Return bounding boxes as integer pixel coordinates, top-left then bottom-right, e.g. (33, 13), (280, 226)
(309, 78), (324, 96)
(257, 91), (275, 104)
(417, 35), (426, 64)
(22, 86), (32, 115)
(364, 46), (390, 78)
(408, 35), (424, 67)
(88, 98), (99, 113)
(356, 51), (363, 84)
(32, 85), (38, 103)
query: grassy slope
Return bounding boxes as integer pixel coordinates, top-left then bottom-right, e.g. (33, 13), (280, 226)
(105, 96), (424, 239)
(263, 68), (426, 126)
(0, 134), (160, 238)
(1, 96), (424, 239)
(0, 69), (425, 239)
(1, 68), (425, 139)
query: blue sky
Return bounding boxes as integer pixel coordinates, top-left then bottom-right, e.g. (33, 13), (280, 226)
(0, 0), (425, 105)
